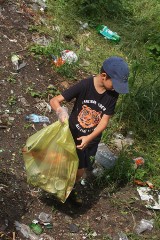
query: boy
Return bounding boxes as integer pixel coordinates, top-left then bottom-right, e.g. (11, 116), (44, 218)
(50, 56), (129, 203)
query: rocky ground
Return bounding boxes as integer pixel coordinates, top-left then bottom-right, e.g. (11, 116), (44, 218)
(0, 1), (159, 240)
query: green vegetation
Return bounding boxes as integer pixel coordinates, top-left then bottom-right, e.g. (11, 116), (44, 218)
(29, 0), (160, 189)
(26, 84), (60, 98)
(7, 95), (17, 106)
(7, 74), (17, 83)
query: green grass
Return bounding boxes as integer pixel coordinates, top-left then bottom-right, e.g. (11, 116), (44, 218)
(28, 0), (160, 188)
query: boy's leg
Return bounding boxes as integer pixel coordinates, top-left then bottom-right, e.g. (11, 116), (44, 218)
(76, 168), (85, 182)
(69, 168), (85, 205)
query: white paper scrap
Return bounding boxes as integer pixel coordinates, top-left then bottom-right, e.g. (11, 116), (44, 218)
(137, 187), (160, 210)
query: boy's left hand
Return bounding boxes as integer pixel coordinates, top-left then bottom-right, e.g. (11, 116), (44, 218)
(76, 136), (91, 150)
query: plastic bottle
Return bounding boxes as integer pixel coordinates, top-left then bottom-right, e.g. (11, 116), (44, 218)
(97, 25), (120, 42)
(94, 143), (117, 169)
(125, 131), (134, 145)
(25, 114), (50, 123)
(29, 221), (43, 235)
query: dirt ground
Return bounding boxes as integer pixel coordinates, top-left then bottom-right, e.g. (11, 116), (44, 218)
(0, 1), (159, 240)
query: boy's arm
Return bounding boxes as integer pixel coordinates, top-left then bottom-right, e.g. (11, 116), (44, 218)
(50, 95), (69, 122)
(50, 94), (65, 111)
(77, 114), (111, 150)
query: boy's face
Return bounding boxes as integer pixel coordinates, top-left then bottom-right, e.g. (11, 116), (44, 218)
(101, 73), (114, 91)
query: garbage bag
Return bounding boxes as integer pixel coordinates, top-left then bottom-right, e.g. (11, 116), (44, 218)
(23, 121), (79, 203)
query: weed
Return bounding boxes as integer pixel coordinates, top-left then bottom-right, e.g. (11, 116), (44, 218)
(7, 95), (17, 106)
(29, 41), (79, 78)
(26, 85), (35, 93)
(84, 225), (97, 239)
(26, 84), (60, 99)
(148, 44), (160, 61)
(28, 25), (40, 32)
(26, 84), (43, 98)
(154, 213), (160, 230)
(47, 85), (60, 96)
(29, 44), (51, 56)
(54, 62), (79, 79)
(72, 0), (132, 21)
(7, 75), (16, 83)
(96, 151), (135, 188)
(126, 233), (143, 240)
(30, 90), (43, 98)
(52, 205), (57, 214)
(24, 123), (32, 129)
(102, 235), (112, 240)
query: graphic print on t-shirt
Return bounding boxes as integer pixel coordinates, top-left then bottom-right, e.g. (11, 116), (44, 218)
(78, 105), (102, 129)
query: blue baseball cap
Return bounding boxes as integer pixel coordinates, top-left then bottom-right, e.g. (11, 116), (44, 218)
(103, 56), (129, 94)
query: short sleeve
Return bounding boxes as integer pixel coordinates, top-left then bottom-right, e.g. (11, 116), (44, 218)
(104, 92), (119, 115)
(61, 80), (85, 102)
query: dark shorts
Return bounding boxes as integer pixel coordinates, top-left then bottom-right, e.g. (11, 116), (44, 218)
(76, 145), (98, 169)
(70, 127), (99, 169)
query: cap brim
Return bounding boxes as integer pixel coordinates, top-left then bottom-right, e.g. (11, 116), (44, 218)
(112, 78), (129, 94)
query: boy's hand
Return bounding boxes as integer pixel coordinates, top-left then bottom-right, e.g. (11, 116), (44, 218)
(56, 106), (69, 123)
(76, 136), (91, 150)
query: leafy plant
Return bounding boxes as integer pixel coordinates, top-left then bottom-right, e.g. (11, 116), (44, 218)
(134, 168), (148, 181)
(148, 44), (160, 60)
(26, 86), (43, 98)
(154, 213), (160, 230)
(47, 85), (60, 96)
(7, 75), (16, 83)
(26, 84), (60, 99)
(84, 225), (97, 239)
(95, 151), (135, 188)
(72, 0), (131, 20)
(7, 95), (17, 106)
(102, 235), (112, 240)
(29, 44), (50, 56)
(24, 123), (32, 129)
(54, 62), (79, 79)
(28, 25), (40, 32)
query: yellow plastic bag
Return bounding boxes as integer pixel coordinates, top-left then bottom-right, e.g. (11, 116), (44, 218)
(23, 121), (79, 203)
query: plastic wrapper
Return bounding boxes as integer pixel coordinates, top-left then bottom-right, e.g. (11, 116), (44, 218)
(15, 221), (39, 240)
(135, 219), (154, 234)
(38, 212), (52, 223)
(61, 50), (78, 64)
(23, 121), (79, 203)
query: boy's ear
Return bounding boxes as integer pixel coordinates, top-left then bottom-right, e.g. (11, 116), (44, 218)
(102, 73), (111, 79)
(101, 73), (106, 77)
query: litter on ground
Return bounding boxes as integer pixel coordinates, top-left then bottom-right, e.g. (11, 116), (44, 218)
(137, 187), (160, 210)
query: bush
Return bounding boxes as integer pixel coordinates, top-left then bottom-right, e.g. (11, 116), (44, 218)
(72, 0), (131, 20)
(96, 151), (135, 188)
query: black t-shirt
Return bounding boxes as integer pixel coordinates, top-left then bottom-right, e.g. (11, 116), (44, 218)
(62, 77), (119, 143)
